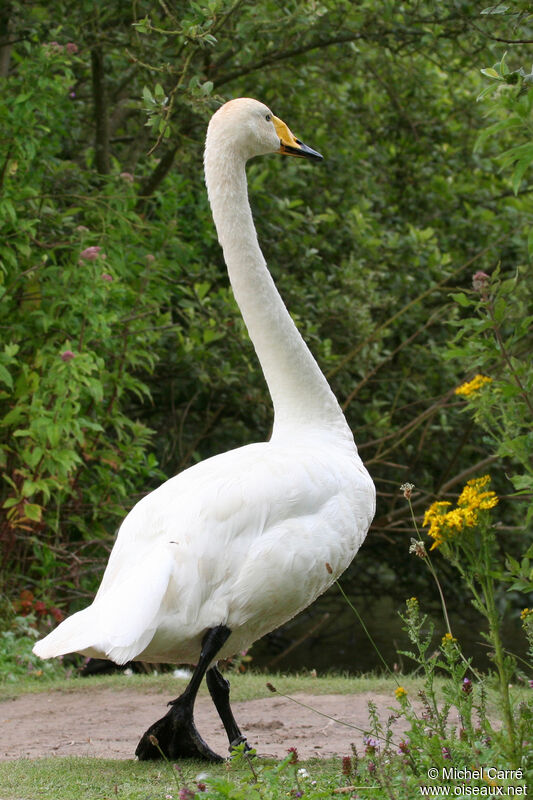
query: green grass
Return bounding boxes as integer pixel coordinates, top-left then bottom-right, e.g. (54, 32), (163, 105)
(0, 753), (347, 800)
(0, 755), (216, 800)
(2, 666), (525, 709)
(0, 666), (409, 702)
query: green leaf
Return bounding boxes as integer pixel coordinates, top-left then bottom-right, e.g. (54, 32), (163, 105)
(481, 5), (510, 14)
(142, 86), (155, 105)
(0, 364), (13, 389)
(133, 16), (151, 34)
(511, 156), (532, 195)
(13, 428), (33, 438)
(2, 497), (20, 509)
(510, 474), (533, 492)
(23, 502), (42, 522)
(474, 116), (522, 153)
(1, 406), (25, 427)
(476, 82), (501, 102)
(450, 292), (472, 308)
(480, 67), (502, 80)
(4, 343), (19, 358)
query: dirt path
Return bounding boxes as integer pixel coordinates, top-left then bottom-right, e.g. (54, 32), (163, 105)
(0, 687), (409, 761)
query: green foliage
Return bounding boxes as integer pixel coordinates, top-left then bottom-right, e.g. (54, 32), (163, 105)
(359, 598), (532, 790)
(0, 613), (67, 684)
(405, 477), (532, 769)
(1, 0), (533, 620)
(476, 51), (533, 197)
(0, 34), (165, 601)
(447, 267), (533, 501)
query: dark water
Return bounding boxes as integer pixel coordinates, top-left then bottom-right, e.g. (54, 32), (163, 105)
(249, 594), (527, 675)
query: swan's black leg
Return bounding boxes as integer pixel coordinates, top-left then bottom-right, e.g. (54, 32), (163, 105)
(135, 625), (232, 762)
(206, 665), (249, 753)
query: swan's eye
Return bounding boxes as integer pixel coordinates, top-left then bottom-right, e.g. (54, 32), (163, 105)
(265, 114), (272, 122)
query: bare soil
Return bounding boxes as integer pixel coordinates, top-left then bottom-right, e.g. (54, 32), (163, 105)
(0, 687), (410, 761)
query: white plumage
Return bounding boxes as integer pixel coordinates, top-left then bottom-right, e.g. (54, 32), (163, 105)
(33, 98), (375, 758)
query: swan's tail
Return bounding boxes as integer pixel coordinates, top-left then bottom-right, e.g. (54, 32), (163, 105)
(33, 606), (109, 661)
(32, 602), (158, 665)
(33, 544), (174, 665)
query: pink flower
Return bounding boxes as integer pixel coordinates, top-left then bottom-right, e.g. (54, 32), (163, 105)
(101, 273), (113, 282)
(287, 746), (298, 763)
(120, 172), (134, 183)
(34, 601), (47, 616)
(65, 42), (78, 54)
(342, 755), (352, 776)
(51, 607), (64, 622)
(61, 350), (75, 362)
(472, 270), (490, 299)
(363, 735), (379, 754)
(80, 246), (103, 261)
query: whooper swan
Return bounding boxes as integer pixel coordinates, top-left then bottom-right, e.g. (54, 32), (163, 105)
(33, 98), (376, 761)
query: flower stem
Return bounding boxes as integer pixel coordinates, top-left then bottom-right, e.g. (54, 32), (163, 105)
(481, 574), (517, 765)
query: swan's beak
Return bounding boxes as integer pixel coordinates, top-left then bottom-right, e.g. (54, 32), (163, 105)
(272, 115), (323, 162)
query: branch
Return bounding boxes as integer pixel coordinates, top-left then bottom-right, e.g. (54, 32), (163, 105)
(0, 2), (13, 78)
(91, 46), (111, 175)
(213, 31), (366, 87)
(467, 17), (533, 44)
(342, 308), (447, 411)
(135, 143), (179, 213)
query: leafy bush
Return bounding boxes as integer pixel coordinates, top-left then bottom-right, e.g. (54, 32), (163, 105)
(0, 39), (164, 603)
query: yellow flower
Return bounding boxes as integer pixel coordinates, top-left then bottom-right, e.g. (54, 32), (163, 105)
(423, 501), (451, 526)
(458, 475), (498, 513)
(423, 476), (498, 550)
(395, 686), (408, 700)
(455, 374), (493, 397)
(520, 608), (532, 621)
(442, 632), (457, 645)
(445, 508), (467, 532)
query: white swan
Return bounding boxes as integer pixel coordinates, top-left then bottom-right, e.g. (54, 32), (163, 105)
(33, 98), (375, 761)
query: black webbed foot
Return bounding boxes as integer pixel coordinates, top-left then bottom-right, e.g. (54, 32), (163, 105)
(135, 696), (223, 762)
(228, 733), (252, 756)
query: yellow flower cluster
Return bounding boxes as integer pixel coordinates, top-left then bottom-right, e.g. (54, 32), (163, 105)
(441, 632), (457, 645)
(423, 475), (498, 550)
(395, 686), (408, 700)
(520, 608), (533, 621)
(455, 374), (492, 397)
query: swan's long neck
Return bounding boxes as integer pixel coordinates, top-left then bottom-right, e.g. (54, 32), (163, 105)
(204, 141), (351, 438)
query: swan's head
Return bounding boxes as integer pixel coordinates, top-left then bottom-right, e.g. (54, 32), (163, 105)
(206, 98), (323, 163)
